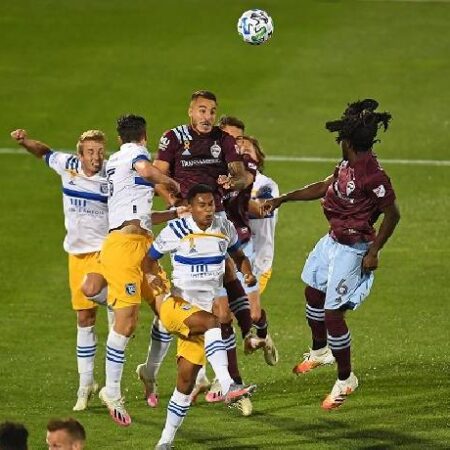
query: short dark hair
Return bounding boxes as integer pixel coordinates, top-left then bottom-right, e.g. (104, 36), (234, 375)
(325, 99), (392, 152)
(187, 184), (214, 204)
(218, 115), (245, 132)
(191, 90), (217, 103)
(47, 418), (85, 443)
(0, 422), (28, 450)
(116, 114), (147, 143)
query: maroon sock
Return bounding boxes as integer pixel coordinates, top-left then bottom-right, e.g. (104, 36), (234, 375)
(325, 311), (351, 380)
(225, 279), (252, 338)
(305, 286), (327, 350)
(221, 322), (242, 384)
(254, 308), (268, 339)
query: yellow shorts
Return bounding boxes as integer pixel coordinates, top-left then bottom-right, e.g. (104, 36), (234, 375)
(259, 268), (272, 295)
(68, 252), (102, 310)
(101, 232), (151, 309)
(159, 296), (205, 366)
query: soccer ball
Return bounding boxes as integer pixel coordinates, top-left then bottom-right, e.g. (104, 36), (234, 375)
(237, 9), (274, 45)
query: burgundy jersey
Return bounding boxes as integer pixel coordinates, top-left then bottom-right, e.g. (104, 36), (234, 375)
(322, 151), (396, 245)
(156, 124), (241, 211)
(222, 154), (258, 243)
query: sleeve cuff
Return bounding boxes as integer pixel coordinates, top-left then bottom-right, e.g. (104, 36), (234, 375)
(228, 240), (241, 253)
(148, 245), (164, 260)
(132, 154), (150, 168)
(44, 150), (54, 166)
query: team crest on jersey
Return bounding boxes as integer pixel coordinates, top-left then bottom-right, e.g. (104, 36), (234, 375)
(182, 140), (191, 156)
(218, 241), (227, 254)
(100, 183), (109, 194)
(125, 283), (137, 296)
(346, 181), (355, 196)
(159, 136), (170, 151)
(372, 184), (386, 198)
(210, 141), (221, 158)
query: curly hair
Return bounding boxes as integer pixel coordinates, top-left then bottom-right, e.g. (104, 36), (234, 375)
(325, 99), (392, 151)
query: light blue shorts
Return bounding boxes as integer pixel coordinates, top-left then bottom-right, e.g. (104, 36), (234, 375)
(216, 239), (259, 297)
(301, 234), (374, 310)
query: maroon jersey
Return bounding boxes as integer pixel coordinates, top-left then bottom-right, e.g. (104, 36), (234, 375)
(157, 124), (241, 211)
(222, 154), (258, 243)
(322, 151), (396, 245)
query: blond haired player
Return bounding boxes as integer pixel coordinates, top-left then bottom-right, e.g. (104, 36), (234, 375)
(10, 128), (110, 411)
(98, 114), (180, 427)
(150, 184), (256, 449)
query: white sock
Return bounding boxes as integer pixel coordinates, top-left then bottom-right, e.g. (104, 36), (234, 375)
(195, 365), (207, 384)
(157, 388), (191, 446)
(106, 305), (115, 331)
(105, 329), (129, 400)
(87, 285), (107, 305)
(204, 328), (232, 394)
(145, 317), (172, 380)
(76, 325), (97, 388)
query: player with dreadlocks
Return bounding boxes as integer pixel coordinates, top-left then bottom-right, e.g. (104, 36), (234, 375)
(263, 99), (400, 409)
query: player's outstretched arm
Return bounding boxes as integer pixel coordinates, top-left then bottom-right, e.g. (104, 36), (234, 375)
(229, 249), (257, 287)
(10, 129), (51, 158)
(362, 201), (401, 272)
(134, 159), (180, 194)
(262, 174), (335, 215)
(151, 206), (189, 225)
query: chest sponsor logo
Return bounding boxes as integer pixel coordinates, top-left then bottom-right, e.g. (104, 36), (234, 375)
(210, 141), (221, 158)
(125, 283), (137, 296)
(159, 136), (170, 151)
(372, 184), (386, 198)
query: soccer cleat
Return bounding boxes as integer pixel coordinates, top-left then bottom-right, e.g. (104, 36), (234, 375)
(321, 372), (358, 410)
(154, 444), (173, 450)
(205, 378), (223, 403)
(99, 387), (131, 427)
(292, 346), (335, 375)
(263, 333), (279, 366)
(224, 383), (257, 405)
(72, 382), (99, 411)
(230, 396), (253, 416)
(243, 332), (266, 355)
(190, 373), (211, 404)
(136, 363), (159, 408)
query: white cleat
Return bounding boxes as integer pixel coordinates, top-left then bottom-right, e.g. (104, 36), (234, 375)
(136, 363), (159, 408)
(72, 382), (98, 411)
(322, 372), (359, 410)
(263, 333), (279, 366)
(230, 396), (253, 416)
(99, 387), (131, 426)
(292, 346), (335, 375)
(154, 443), (173, 450)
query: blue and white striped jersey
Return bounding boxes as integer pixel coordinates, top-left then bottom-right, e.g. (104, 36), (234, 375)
(106, 143), (154, 232)
(45, 151), (108, 254)
(149, 215), (240, 312)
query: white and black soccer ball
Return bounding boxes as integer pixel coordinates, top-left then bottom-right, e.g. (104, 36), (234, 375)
(237, 9), (274, 45)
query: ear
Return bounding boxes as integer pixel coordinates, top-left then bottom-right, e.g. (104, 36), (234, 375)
(118, 136), (123, 145)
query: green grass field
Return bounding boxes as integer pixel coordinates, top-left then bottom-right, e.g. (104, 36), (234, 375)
(1, 1), (449, 449)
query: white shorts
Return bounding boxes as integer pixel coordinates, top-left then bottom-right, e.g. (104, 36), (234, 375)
(301, 234), (374, 310)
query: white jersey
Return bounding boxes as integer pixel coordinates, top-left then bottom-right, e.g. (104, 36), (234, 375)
(150, 215), (240, 312)
(249, 171), (279, 276)
(45, 151), (109, 254)
(106, 143), (154, 231)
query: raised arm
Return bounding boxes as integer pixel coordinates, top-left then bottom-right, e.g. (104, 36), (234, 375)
(262, 174), (335, 215)
(134, 159), (180, 194)
(10, 129), (51, 158)
(362, 201), (401, 271)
